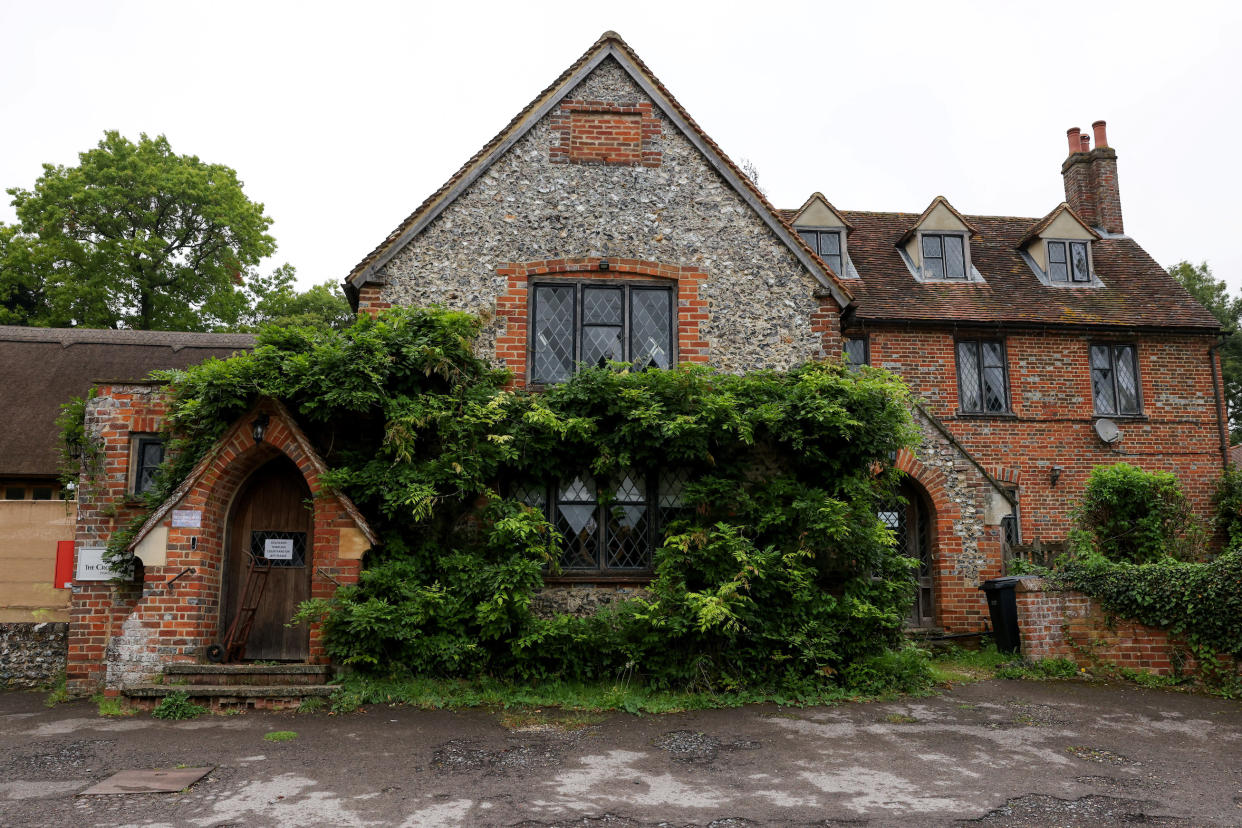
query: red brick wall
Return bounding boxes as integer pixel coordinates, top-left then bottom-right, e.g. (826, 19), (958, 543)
(861, 327), (1224, 544)
(1015, 578), (1237, 677)
(495, 258), (708, 389)
(69, 391), (369, 694)
(356, 284), (391, 318)
(550, 101), (661, 167)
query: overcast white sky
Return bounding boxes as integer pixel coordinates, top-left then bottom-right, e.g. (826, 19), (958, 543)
(2, 1), (1240, 296)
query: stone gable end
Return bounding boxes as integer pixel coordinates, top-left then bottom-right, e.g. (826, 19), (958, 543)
(372, 57), (838, 379)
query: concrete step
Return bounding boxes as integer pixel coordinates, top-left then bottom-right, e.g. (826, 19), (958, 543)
(162, 663), (333, 686)
(122, 682), (340, 712)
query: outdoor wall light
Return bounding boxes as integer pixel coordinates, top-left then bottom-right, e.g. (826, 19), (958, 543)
(1050, 465), (1063, 486)
(251, 413), (270, 444)
(599, 257), (609, 271)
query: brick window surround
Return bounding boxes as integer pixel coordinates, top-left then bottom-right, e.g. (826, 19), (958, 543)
(550, 100), (661, 167)
(496, 259), (708, 389)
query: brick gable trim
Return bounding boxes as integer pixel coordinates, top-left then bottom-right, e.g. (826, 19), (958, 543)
(344, 32), (852, 310)
(495, 258), (708, 389)
(126, 398), (375, 553)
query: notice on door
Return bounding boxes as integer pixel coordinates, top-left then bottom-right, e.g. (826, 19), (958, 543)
(263, 538), (295, 560)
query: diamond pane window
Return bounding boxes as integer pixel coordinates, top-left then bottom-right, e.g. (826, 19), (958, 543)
(1091, 344), (1140, 415)
(605, 470), (650, 569)
(921, 233), (968, 280)
(1048, 241), (1069, 282)
(556, 473), (599, 570)
(532, 285), (575, 383)
(957, 340), (1008, 413)
(798, 229), (844, 275)
(1070, 241), (1090, 282)
(631, 289), (672, 369)
(531, 282), (673, 383)
(843, 338), (868, 371)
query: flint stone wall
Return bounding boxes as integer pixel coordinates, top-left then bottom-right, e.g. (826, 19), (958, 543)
(378, 57), (833, 374)
(530, 585), (649, 618)
(0, 622), (68, 688)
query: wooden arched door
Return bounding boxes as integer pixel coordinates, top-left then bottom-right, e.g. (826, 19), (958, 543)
(879, 481), (936, 629)
(222, 457), (312, 661)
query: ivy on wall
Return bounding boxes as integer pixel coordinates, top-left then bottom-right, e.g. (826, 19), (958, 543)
(69, 309), (926, 691)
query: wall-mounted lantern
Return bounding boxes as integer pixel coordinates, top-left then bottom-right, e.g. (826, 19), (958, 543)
(251, 413), (270, 444)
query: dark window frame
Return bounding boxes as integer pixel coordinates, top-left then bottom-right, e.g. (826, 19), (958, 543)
(528, 278), (677, 386)
(1046, 239), (1092, 284)
(131, 435), (166, 496)
(518, 468), (689, 581)
(1090, 343), (1143, 416)
(797, 228), (846, 276)
(955, 338), (1012, 415)
(919, 231), (970, 280)
(843, 336), (869, 370)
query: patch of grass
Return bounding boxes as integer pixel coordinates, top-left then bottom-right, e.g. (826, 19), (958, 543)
(264, 730), (298, 742)
(151, 691), (207, 720)
(296, 696), (327, 714)
(928, 644), (1011, 685)
(1116, 668), (1188, 689)
(93, 693), (136, 717)
(497, 709), (605, 731)
(995, 657), (1081, 680)
(328, 674), (862, 716)
(882, 712), (918, 724)
(42, 671), (69, 708)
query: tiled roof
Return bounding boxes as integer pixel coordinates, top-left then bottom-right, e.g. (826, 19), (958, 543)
(345, 31), (852, 305)
(1016, 202), (1100, 248)
(827, 211), (1219, 330)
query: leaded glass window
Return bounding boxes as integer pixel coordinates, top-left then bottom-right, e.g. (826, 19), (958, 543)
(1090, 344), (1140, 416)
(921, 233), (967, 280)
(133, 436), (165, 495)
(530, 282), (674, 383)
(797, 229), (844, 275)
(843, 337), (868, 371)
(518, 467), (691, 576)
(1047, 240), (1091, 283)
(956, 340), (1009, 414)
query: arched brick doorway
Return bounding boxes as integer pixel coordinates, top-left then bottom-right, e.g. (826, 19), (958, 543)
(880, 479), (937, 628)
(221, 456), (313, 661)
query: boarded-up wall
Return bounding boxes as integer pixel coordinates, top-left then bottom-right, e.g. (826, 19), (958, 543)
(0, 500), (73, 622)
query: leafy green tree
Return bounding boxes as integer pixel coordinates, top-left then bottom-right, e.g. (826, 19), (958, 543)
(2, 131), (275, 330)
(239, 264), (354, 332)
(1071, 462), (1198, 563)
(1168, 260), (1242, 441)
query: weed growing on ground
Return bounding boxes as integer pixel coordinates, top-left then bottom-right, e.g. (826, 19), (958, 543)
(296, 696), (327, 714)
(927, 644), (1010, 684)
(42, 671), (69, 708)
(995, 657), (1081, 680)
(151, 691), (207, 720)
(93, 694), (136, 717)
(263, 731), (298, 742)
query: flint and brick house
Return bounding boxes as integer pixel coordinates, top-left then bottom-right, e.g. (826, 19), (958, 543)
(63, 31), (1225, 693)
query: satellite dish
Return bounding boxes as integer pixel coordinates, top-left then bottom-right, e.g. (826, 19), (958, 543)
(1094, 418), (1122, 444)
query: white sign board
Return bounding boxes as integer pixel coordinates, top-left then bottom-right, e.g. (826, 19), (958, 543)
(171, 509), (202, 528)
(263, 538), (295, 560)
(75, 547), (122, 581)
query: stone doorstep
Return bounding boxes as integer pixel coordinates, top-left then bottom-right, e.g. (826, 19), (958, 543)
(162, 663), (332, 687)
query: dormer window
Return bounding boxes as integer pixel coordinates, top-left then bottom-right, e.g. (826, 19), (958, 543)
(921, 233), (967, 280)
(798, 229), (843, 275)
(1047, 240), (1090, 283)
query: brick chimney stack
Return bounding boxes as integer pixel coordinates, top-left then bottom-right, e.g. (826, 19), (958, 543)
(1062, 120), (1124, 234)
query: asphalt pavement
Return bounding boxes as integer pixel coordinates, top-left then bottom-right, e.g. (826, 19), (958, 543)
(1, 678), (1239, 826)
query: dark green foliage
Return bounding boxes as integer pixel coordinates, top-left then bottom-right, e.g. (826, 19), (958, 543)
(2, 131), (275, 330)
(1054, 550), (1242, 672)
(100, 308), (923, 692)
(1214, 464), (1242, 546)
(150, 691), (206, 720)
(1070, 463), (1198, 563)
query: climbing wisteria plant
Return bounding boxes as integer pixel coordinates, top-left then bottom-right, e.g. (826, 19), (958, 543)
(107, 309), (924, 691)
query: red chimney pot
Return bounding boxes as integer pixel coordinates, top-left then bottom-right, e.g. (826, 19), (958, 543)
(1092, 120), (1108, 149)
(1067, 127), (1082, 155)
(1080, 134), (1091, 153)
